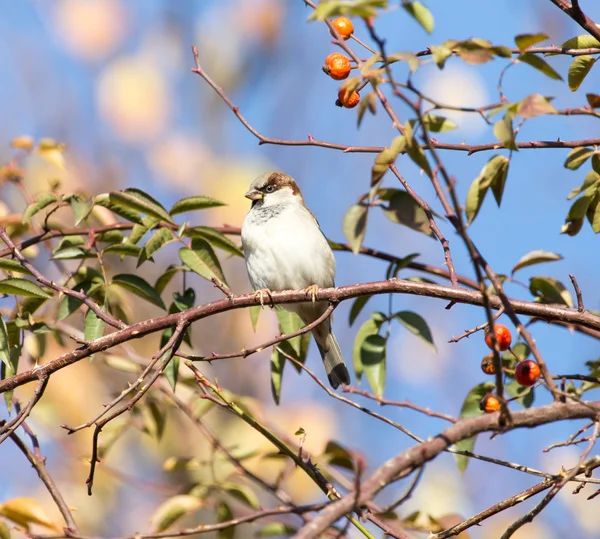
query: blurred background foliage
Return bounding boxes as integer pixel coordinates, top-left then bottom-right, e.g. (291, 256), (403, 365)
(1, 1), (600, 538)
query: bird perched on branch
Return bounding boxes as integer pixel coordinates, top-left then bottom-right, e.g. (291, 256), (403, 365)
(241, 171), (350, 389)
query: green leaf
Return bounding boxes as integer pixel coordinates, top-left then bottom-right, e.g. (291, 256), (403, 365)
(323, 440), (355, 471)
(379, 189), (433, 236)
(511, 250), (563, 274)
(184, 226), (243, 257)
(94, 193), (143, 224)
(421, 114), (457, 132)
(587, 194), (600, 233)
(452, 382), (494, 472)
(529, 276), (573, 307)
(274, 308), (310, 371)
(271, 346), (285, 405)
(403, 1), (434, 33)
(308, 0), (387, 20)
(565, 147), (595, 170)
(343, 204), (368, 254)
(393, 311), (435, 350)
(352, 315), (383, 382)
(180, 239), (227, 284)
(66, 194), (93, 226)
(0, 278), (51, 298)
(84, 307), (106, 344)
(568, 56), (596, 91)
(505, 381), (534, 408)
(560, 35), (600, 50)
(139, 228), (174, 267)
(109, 189), (173, 223)
(360, 334), (387, 397)
(0, 259), (31, 275)
(217, 502), (234, 539)
(405, 123), (433, 177)
(223, 483), (260, 510)
(172, 288), (195, 312)
(103, 243), (142, 257)
(169, 196), (226, 216)
(430, 45), (453, 69)
(256, 523), (297, 537)
(517, 53), (562, 81)
(371, 136), (406, 186)
(516, 94), (556, 119)
(566, 195), (592, 222)
(160, 328), (181, 391)
(515, 33), (548, 50)
(150, 495), (203, 532)
(155, 265), (185, 295)
(22, 194), (57, 225)
(493, 113), (516, 150)
(466, 176), (487, 225)
(51, 246), (93, 260)
(466, 155), (509, 223)
(349, 296), (372, 326)
(111, 274), (166, 310)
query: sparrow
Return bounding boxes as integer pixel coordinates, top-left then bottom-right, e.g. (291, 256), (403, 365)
(241, 171), (350, 389)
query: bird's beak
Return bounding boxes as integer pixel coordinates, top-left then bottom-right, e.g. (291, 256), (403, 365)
(245, 189), (263, 201)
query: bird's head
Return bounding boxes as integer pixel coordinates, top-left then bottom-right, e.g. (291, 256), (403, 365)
(245, 171), (304, 209)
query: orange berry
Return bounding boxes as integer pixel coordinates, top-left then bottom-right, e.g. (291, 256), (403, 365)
(330, 17), (354, 40)
(515, 360), (541, 387)
(480, 394), (501, 413)
(323, 53), (351, 80)
(484, 324), (512, 351)
(336, 87), (360, 108)
(481, 353), (496, 375)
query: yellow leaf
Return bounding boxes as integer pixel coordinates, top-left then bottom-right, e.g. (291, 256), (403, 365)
(0, 498), (59, 531)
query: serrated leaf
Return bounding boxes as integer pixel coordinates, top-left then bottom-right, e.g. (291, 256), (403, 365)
(403, 1), (434, 33)
(393, 311), (435, 350)
(360, 334), (386, 397)
(51, 246), (93, 260)
(0, 498), (58, 532)
(529, 276), (573, 307)
(0, 278), (51, 298)
(111, 274), (166, 310)
(0, 259), (31, 275)
(103, 243), (142, 257)
(139, 228), (174, 267)
(349, 296), (372, 326)
(150, 495), (203, 532)
(511, 250), (563, 274)
(84, 307), (106, 345)
(518, 53), (562, 81)
(180, 239), (226, 284)
(343, 204), (368, 254)
(169, 196), (225, 216)
(184, 226), (243, 257)
(110, 189), (173, 223)
(379, 188), (433, 236)
(560, 35), (600, 50)
(515, 33), (548, 50)
(95, 193), (143, 224)
(565, 147), (595, 170)
(22, 194), (57, 225)
(452, 382), (494, 472)
(516, 93), (556, 119)
(224, 483), (260, 510)
(155, 265), (185, 295)
(568, 56), (596, 91)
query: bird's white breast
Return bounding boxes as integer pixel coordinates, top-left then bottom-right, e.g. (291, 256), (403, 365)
(241, 204), (336, 292)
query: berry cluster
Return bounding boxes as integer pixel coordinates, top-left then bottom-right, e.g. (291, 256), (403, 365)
(478, 324), (541, 413)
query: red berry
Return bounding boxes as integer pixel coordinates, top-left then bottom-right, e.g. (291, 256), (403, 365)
(515, 360), (541, 387)
(481, 353), (496, 375)
(484, 324), (512, 351)
(480, 394), (501, 413)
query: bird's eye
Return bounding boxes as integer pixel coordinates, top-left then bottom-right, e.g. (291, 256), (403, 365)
(265, 185), (275, 193)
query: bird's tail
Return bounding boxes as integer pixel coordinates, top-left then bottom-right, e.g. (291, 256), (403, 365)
(312, 323), (350, 389)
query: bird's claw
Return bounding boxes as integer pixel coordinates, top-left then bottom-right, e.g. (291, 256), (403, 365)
(304, 284), (319, 303)
(254, 288), (273, 307)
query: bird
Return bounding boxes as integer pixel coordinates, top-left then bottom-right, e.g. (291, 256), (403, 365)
(241, 171), (350, 389)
